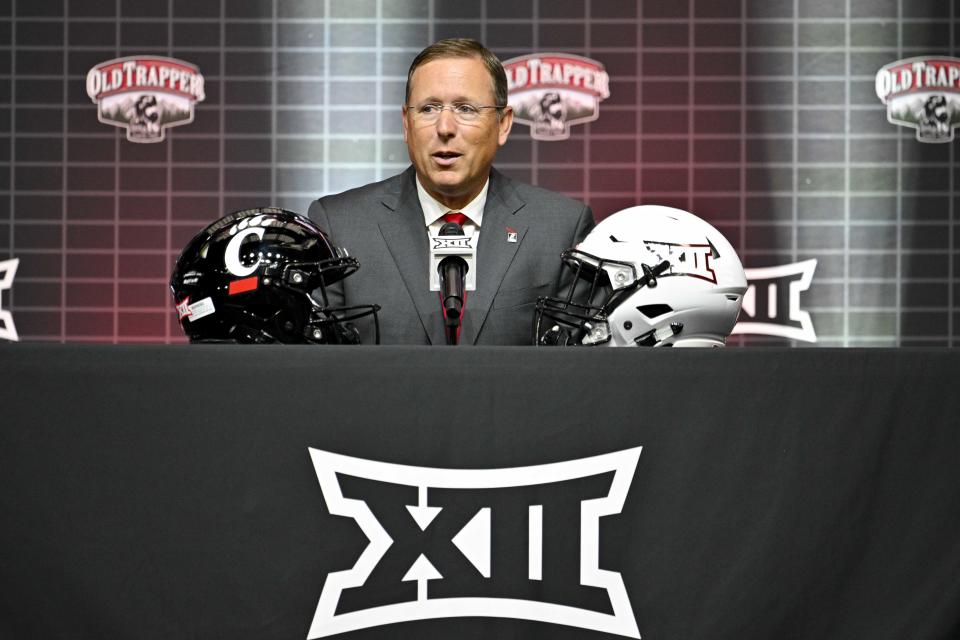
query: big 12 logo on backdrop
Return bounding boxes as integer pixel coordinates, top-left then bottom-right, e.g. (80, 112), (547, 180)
(0, 258), (19, 342)
(732, 260), (818, 343)
(307, 447), (642, 638)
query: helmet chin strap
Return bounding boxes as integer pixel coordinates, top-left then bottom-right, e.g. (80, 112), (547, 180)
(540, 323), (587, 346)
(222, 308), (298, 344)
(634, 322), (684, 347)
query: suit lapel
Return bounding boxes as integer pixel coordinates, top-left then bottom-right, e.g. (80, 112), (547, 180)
(460, 169), (527, 345)
(377, 168), (440, 344)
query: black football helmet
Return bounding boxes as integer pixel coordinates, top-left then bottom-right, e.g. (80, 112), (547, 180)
(170, 207), (379, 344)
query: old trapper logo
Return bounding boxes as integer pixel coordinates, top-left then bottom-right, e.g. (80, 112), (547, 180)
(307, 447), (642, 638)
(876, 56), (960, 143)
(504, 53), (610, 141)
(86, 56), (205, 143)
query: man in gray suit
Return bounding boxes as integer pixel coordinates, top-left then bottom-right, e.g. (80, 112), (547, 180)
(309, 39), (594, 345)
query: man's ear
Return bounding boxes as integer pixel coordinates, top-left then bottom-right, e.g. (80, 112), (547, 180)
(498, 106), (514, 146)
(401, 106), (409, 143)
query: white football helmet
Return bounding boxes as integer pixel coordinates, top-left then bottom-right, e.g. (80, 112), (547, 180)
(534, 205), (747, 347)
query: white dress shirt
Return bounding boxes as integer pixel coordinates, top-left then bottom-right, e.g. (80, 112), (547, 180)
(416, 176), (488, 240)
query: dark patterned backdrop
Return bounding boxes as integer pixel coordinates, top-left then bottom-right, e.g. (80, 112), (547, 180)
(0, 0), (957, 345)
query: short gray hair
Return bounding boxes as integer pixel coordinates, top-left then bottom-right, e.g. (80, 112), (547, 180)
(405, 38), (508, 114)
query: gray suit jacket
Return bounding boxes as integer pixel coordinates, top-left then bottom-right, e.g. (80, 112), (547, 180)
(308, 166), (594, 345)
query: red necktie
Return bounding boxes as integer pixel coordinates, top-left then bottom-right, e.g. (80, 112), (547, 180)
(443, 211), (468, 226)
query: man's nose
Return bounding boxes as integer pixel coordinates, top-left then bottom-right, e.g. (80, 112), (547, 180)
(435, 108), (457, 136)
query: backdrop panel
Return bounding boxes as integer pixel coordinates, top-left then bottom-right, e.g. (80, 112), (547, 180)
(0, 1), (958, 345)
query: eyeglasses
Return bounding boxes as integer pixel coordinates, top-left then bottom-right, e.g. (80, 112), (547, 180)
(406, 102), (506, 124)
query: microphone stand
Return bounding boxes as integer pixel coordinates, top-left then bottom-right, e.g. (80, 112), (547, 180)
(438, 221), (467, 345)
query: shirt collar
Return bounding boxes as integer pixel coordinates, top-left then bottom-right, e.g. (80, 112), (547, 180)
(416, 175), (488, 228)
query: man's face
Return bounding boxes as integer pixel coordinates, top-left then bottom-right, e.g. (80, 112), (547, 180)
(403, 56), (513, 209)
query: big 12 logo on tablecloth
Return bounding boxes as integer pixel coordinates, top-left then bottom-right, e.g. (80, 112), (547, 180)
(307, 447), (642, 638)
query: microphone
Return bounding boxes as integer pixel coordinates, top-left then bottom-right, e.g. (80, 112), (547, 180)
(429, 220), (477, 345)
(438, 221), (468, 344)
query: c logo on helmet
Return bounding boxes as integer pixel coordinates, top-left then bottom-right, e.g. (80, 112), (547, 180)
(224, 215), (274, 277)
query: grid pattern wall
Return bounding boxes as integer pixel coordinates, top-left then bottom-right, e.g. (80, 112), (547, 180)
(1, 0), (958, 345)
